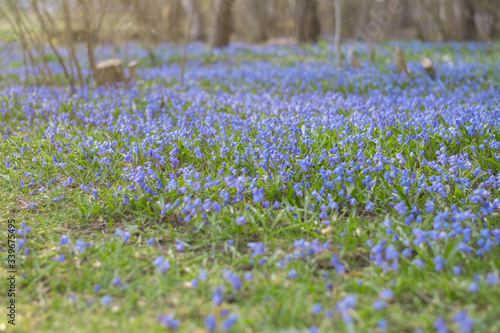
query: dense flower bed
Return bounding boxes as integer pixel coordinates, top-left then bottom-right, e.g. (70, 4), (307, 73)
(1, 42), (500, 332)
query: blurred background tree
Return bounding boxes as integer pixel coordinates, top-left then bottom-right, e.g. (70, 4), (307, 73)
(1, 0), (497, 47)
(0, 0), (497, 85)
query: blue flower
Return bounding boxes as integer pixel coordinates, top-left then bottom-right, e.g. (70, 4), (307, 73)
(212, 285), (225, 306)
(425, 201), (435, 213)
(467, 281), (479, 293)
(190, 278), (199, 288)
(59, 235), (71, 246)
(486, 272), (499, 286)
(394, 201), (408, 215)
(373, 300), (387, 310)
(433, 318), (448, 333)
(175, 240), (185, 252)
(247, 242), (267, 257)
(377, 319), (388, 331)
(51, 254), (66, 263)
(75, 239), (90, 253)
(312, 303), (322, 315)
(153, 256), (171, 273)
(336, 295), (357, 323)
(434, 255), (446, 272)
(226, 272), (242, 290)
(199, 270), (209, 281)
(287, 268), (298, 279)
(452, 311), (474, 333)
(205, 314), (216, 332)
(236, 215), (247, 226)
(380, 289), (394, 300)
(101, 295), (113, 305)
(220, 315), (238, 331)
(157, 313), (181, 329)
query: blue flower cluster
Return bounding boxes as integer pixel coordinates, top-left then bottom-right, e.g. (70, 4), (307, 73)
(3, 41), (500, 331)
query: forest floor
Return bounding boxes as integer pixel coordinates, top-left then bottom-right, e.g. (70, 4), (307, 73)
(1, 41), (500, 332)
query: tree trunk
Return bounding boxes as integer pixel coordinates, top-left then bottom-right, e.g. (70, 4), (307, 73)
(462, 0), (477, 40)
(421, 0), (444, 41)
(209, 0), (235, 48)
(295, 0), (320, 43)
(489, 0), (500, 38)
(247, 0), (268, 43)
(334, 0), (343, 68)
(358, 0), (370, 34)
(168, 0), (182, 43)
(400, 0), (412, 30)
(412, 0), (429, 41)
(442, 0), (456, 40)
(181, 0), (205, 41)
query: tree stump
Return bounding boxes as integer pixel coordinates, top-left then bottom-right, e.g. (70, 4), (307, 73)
(128, 61), (138, 82)
(421, 57), (436, 79)
(95, 58), (127, 86)
(393, 46), (412, 78)
(350, 56), (362, 69)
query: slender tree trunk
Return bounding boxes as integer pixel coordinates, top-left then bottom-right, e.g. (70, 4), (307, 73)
(16, 1), (50, 84)
(462, 0), (478, 40)
(334, 0), (343, 69)
(209, 0), (235, 48)
(32, 31), (54, 84)
(62, 0), (84, 88)
(78, 0), (97, 80)
(180, 2), (193, 86)
(182, 0), (205, 41)
(295, 0), (320, 43)
(84, 27), (97, 79)
(19, 35), (40, 84)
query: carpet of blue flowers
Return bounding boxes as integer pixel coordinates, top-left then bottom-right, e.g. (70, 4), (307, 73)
(1, 41), (500, 332)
